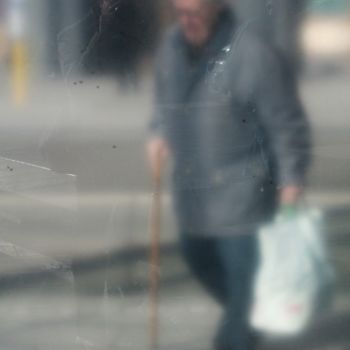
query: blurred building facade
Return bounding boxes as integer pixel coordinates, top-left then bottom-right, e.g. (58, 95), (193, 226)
(0, 1), (311, 78)
(2, 0), (349, 80)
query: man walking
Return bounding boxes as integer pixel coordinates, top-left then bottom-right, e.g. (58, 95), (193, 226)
(147, 0), (311, 349)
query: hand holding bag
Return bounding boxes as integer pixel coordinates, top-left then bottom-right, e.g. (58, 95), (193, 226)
(250, 208), (334, 335)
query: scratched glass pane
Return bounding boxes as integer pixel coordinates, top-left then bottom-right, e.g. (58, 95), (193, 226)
(0, 0), (349, 349)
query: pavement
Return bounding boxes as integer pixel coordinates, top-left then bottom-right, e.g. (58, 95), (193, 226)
(0, 273), (350, 350)
(0, 69), (350, 349)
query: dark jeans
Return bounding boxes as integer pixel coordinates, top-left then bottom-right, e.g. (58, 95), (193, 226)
(179, 233), (259, 350)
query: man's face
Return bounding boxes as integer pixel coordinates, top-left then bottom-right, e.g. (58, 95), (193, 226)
(172, 0), (220, 47)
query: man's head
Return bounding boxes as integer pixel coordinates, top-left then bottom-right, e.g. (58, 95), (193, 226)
(172, 0), (226, 47)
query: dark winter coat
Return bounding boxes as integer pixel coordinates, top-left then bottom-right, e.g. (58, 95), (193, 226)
(150, 8), (311, 236)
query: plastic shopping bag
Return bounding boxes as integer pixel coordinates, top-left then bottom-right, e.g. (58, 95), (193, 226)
(250, 208), (334, 335)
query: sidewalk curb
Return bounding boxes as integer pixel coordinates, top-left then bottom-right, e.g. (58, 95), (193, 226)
(0, 201), (349, 294)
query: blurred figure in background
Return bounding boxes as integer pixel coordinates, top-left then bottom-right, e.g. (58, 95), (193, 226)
(58, 0), (157, 86)
(147, 0), (311, 349)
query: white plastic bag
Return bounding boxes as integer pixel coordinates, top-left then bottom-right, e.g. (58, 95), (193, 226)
(250, 208), (334, 335)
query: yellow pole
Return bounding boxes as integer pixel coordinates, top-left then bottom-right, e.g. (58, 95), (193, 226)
(10, 38), (28, 106)
(8, 0), (28, 107)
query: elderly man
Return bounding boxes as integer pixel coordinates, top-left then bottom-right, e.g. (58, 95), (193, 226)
(147, 0), (311, 349)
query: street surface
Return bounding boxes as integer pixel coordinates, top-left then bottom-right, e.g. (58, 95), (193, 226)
(0, 69), (349, 349)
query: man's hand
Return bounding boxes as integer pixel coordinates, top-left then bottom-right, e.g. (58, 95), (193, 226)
(279, 185), (302, 205)
(146, 137), (169, 181)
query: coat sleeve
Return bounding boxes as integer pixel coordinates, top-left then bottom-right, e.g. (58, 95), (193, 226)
(254, 45), (312, 187)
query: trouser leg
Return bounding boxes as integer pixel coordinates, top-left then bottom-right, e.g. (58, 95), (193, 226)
(179, 234), (227, 305)
(214, 234), (259, 350)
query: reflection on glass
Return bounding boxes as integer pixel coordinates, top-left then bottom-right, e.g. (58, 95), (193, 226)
(0, 0), (349, 349)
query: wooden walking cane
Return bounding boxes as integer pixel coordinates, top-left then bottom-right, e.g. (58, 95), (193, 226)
(149, 154), (163, 350)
